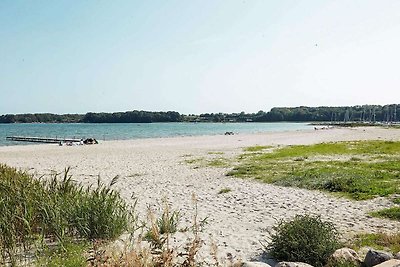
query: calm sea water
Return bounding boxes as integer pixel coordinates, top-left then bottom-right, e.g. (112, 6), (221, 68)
(0, 122), (312, 146)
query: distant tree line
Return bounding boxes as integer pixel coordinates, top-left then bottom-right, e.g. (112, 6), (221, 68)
(253, 104), (399, 123)
(0, 113), (82, 123)
(192, 104), (399, 123)
(81, 111), (182, 123)
(0, 111), (182, 123)
(0, 105), (399, 123)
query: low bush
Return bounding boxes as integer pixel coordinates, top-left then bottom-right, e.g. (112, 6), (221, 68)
(266, 214), (341, 267)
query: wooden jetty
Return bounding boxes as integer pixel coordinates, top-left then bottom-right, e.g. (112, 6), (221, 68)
(6, 136), (81, 144)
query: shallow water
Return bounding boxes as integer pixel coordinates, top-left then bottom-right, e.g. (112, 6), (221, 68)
(0, 122), (312, 146)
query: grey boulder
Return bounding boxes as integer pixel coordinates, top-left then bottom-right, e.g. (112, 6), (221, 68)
(395, 252), (400, 260)
(330, 247), (362, 265)
(364, 249), (393, 267)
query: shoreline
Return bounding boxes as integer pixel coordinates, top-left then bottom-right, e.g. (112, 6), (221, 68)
(0, 121), (313, 147)
(1, 126), (399, 152)
(0, 127), (313, 150)
(1, 127), (400, 262)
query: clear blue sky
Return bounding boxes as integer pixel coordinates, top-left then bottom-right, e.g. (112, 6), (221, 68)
(1, 0), (400, 114)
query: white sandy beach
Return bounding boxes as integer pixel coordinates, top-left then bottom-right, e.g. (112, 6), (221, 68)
(1, 127), (400, 262)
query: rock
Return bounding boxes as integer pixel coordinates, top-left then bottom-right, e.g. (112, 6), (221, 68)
(242, 262), (272, 267)
(364, 249), (393, 267)
(275, 262), (314, 267)
(395, 252), (400, 260)
(329, 247), (362, 265)
(373, 259), (400, 267)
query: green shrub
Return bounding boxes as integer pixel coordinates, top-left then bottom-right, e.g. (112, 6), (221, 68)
(266, 215), (341, 267)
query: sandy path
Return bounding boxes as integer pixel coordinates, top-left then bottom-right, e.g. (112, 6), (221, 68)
(1, 127), (400, 262)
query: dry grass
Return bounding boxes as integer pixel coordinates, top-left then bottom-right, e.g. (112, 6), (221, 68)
(350, 232), (400, 252)
(88, 194), (207, 267)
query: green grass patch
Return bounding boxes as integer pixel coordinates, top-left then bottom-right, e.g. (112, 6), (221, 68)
(206, 158), (230, 168)
(238, 152), (264, 160)
(207, 151), (224, 155)
(184, 156), (230, 168)
(244, 145), (272, 152)
(351, 233), (400, 252)
(370, 207), (400, 221)
(218, 188), (231, 194)
(35, 240), (89, 267)
(229, 141), (400, 200)
(184, 157), (204, 165)
(392, 197), (400, 204)
(255, 140), (400, 160)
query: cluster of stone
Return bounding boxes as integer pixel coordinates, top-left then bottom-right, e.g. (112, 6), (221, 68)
(241, 247), (400, 267)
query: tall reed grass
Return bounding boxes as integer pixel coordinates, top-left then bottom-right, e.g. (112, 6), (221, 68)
(0, 164), (130, 266)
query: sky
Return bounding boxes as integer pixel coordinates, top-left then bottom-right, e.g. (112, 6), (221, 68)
(1, 0), (400, 114)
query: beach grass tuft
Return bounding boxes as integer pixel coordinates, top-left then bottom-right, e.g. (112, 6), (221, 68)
(206, 158), (230, 168)
(127, 173), (144, 178)
(35, 240), (89, 267)
(370, 207), (400, 221)
(207, 151), (224, 155)
(184, 157), (204, 165)
(228, 140), (400, 200)
(145, 202), (180, 249)
(218, 188), (231, 194)
(184, 156), (231, 168)
(0, 164), (130, 266)
(392, 197), (400, 204)
(351, 232), (400, 252)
